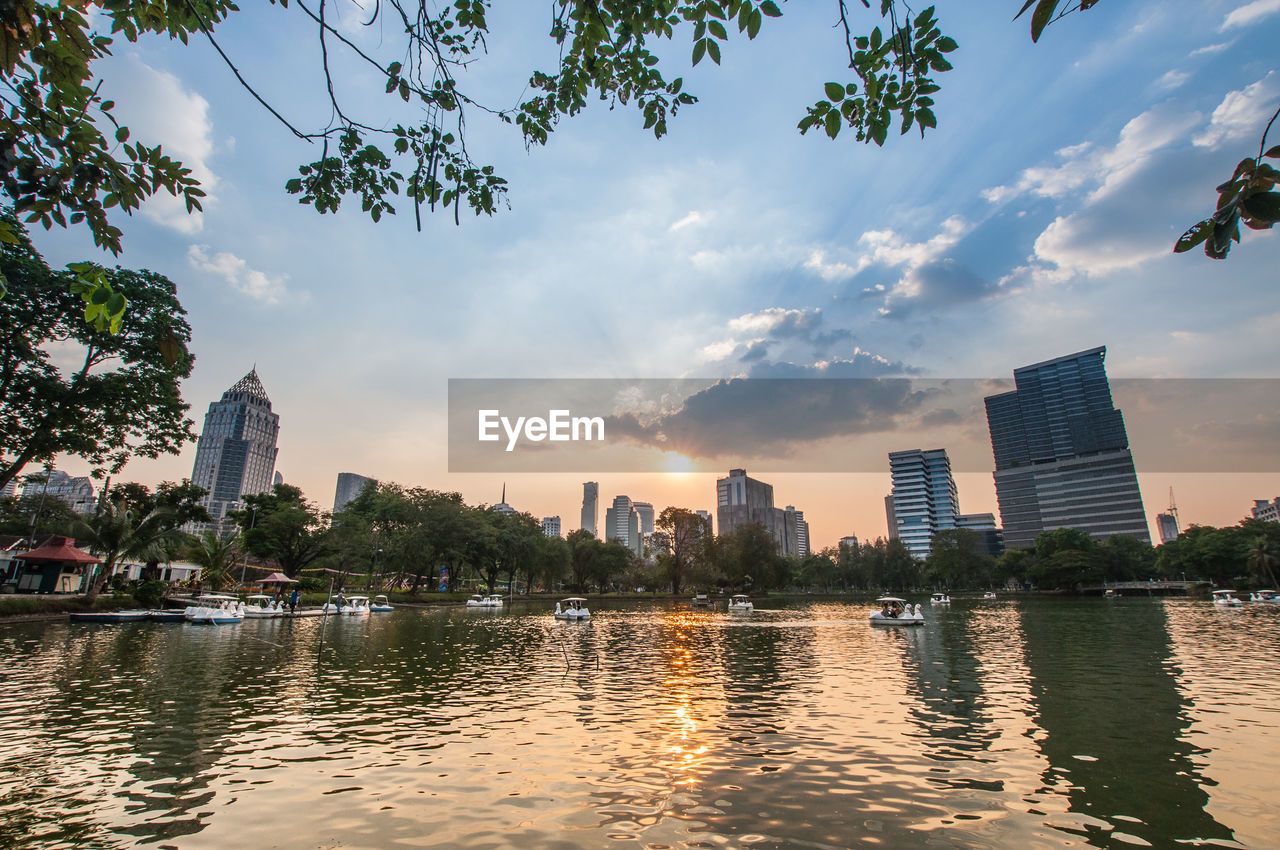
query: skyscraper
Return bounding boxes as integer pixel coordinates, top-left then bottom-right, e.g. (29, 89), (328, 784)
(716, 469), (798, 555)
(985, 346), (1149, 549)
(542, 516), (562, 538)
(581, 482), (599, 536)
(633, 501), (655, 536)
(888, 448), (959, 559)
(333, 472), (376, 513)
(189, 368), (280, 534)
(605, 495), (642, 556)
(784, 506), (810, 557)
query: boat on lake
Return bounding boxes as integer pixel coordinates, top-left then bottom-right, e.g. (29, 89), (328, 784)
(982, 592), (997, 600)
(147, 609), (187, 622)
(1249, 590), (1279, 602)
(1212, 589), (1244, 607)
(690, 593), (713, 609)
(554, 597), (591, 620)
(184, 595), (245, 624)
(466, 594), (503, 608)
(370, 594), (394, 612)
(930, 593), (951, 604)
(870, 597), (924, 626)
(322, 595), (371, 615)
(727, 594), (754, 612)
(69, 610), (150, 623)
(243, 594), (284, 618)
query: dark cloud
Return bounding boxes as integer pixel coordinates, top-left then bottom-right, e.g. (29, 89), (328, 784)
(602, 377), (935, 458)
(881, 259), (996, 319)
(740, 340), (770, 362)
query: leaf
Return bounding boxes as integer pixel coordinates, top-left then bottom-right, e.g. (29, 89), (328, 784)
(1266, 145), (1280, 159)
(936, 36), (957, 52)
(1030, 0), (1058, 42)
(692, 38), (706, 66)
(1173, 219), (1210, 253)
(760, 1), (782, 17)
(825, 82), (845, 101)
(825, 109), (841, 139)
(1013, 0), (1038, 19)
(1241, 191), (1280, 223)
(707, 39), (721, 65)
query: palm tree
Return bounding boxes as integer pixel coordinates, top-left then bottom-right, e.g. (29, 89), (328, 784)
(70, 499), (184, 603)
(1249, 536), (1279, 588)
(184, 530), (241, 590)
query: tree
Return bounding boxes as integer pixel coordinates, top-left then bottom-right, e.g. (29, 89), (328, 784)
(2, 0), (1269, 268)
(69, 498), (183, 602)
(924, 528), (993, 589)
(185, 529), (239, 590)
(0, 217), (194, 493)
(0, 479), (79, 539)
(234, 484), (330, 578)
(655, 507), (712, 595)
(1248, 536), (1279, 589)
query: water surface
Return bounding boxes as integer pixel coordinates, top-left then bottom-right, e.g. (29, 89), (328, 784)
(1, 597), (1276, 848)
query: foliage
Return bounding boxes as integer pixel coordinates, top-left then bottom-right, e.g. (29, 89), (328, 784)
(0, 216), (195, 493)
(1175, 112), (1280, 260)
(710, 521), (785, 592)
(233, 484), (330, 578)
(0, 489), (80, 538)
(655, 507), (712, 595)
(1154, 524), (1253, 587)
(131, 578), (170, 608)
(68, 498), (184, 602)
(923, 528), (994, 589)
(184, 529), (239, 590)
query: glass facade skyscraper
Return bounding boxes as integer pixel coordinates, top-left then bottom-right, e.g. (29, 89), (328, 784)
(985, 347), (1149, 549)
(189, 369), (280, 535)
(888, 448), (959, 559)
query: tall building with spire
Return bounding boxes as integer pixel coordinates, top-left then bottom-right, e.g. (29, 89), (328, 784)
(189, 368), (280, 534)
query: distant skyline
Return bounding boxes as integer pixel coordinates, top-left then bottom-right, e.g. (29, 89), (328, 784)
(26, 1), (1280, 549)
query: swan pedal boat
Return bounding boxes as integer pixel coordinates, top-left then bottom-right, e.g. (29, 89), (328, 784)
(184, 595), (245, 624)
(243, 594), (286, 618)
(465, 594), (503, 608)
(370, 594), (395, 612)
(930, 593), (951, 604)
(982, 592), (997, 600)
(870, 597), (925, 626)
(727, 594), (754, 612)
(322, 595), (372, 615)
(554, 597), (591, 620)
(1212, 590), (1244, 607)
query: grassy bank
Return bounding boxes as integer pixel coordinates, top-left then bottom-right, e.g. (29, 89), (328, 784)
(0, 595), (143, 620)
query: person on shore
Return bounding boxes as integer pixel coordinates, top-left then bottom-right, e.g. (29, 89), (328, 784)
(289, 588), (299, 614)
(335, 588), (345, 613)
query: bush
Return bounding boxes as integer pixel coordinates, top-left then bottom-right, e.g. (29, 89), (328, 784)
(132, 580), (170, 608)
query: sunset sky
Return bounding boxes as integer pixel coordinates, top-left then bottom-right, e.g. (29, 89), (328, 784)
(31, 0), (1280, 548)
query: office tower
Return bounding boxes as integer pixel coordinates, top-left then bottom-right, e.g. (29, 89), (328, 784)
(633, 501), (655, 536)
(839, 535), (860, 549)
(716, 468), (790, 554)
(542, 516), (562, 538)
(985, 346), (1150, 549)
(189, 368), (280, 534)
(36, 469), (97, 514)
(888, 448), (959, 559)
(605, 495), (642, 556)
(1251, 498), (1280, 524)
(1155, 488), (1181, 544)
(581, 482), (599, 536)
(333, 472), (376, 513)
(695, 509), (713, 533)
(0, 478), (17, 499)
(955, 512), (1005, 558)
(885, 494), (898, 540)
(784, 505), (809, 558)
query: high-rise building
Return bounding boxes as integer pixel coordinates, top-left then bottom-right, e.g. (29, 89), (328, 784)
(784, 506), (810, 557)
(955, 512), (1005, 558)
(716, 469), (797, 555)
(839, 535), (860, 549)
(633, 501), (655, 535)
(542, 516), (562, 537)
(581, 482), (599, 536)
(0, 478), (18, 500)
(885, 494), (898, 540)
(333, 472), (376, 513)
(696, 509), (713, 533)
(189, 368), (280, 535)
(985, 346), (1150, 549)
(1251, 497), (1280, 524)
(1156, 487), (1181, 544)
(32, 469), (97, 514)
(888, 448), (959, 559)
(605, 495), (642, 556)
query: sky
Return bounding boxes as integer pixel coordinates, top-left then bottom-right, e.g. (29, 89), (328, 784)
(29, 0), (1280, 550)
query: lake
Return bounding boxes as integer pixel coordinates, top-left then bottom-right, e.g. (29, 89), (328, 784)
(1, 597), (1277, 848)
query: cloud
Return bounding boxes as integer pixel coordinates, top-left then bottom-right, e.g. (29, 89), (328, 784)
(110, 56), (218, 234)
(669, 211), (708, 232)
(1193, 72), (1280, 149)
(1191, 41), (1233, 56)
(187, 245), (294, 305)
(984, 104), (1201, 206)
(881, 259), (996, 318)
(1153, 70), (1190, 92)
(700, 307), (856, 367)
(1221, 0), (1280, 29)
(803, 250), (858, 281)
(603, 375), (934, 458)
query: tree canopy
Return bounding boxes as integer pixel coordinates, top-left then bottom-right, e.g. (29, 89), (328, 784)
(0, 0), (1272, 268)
(0, 216), (195, 492)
